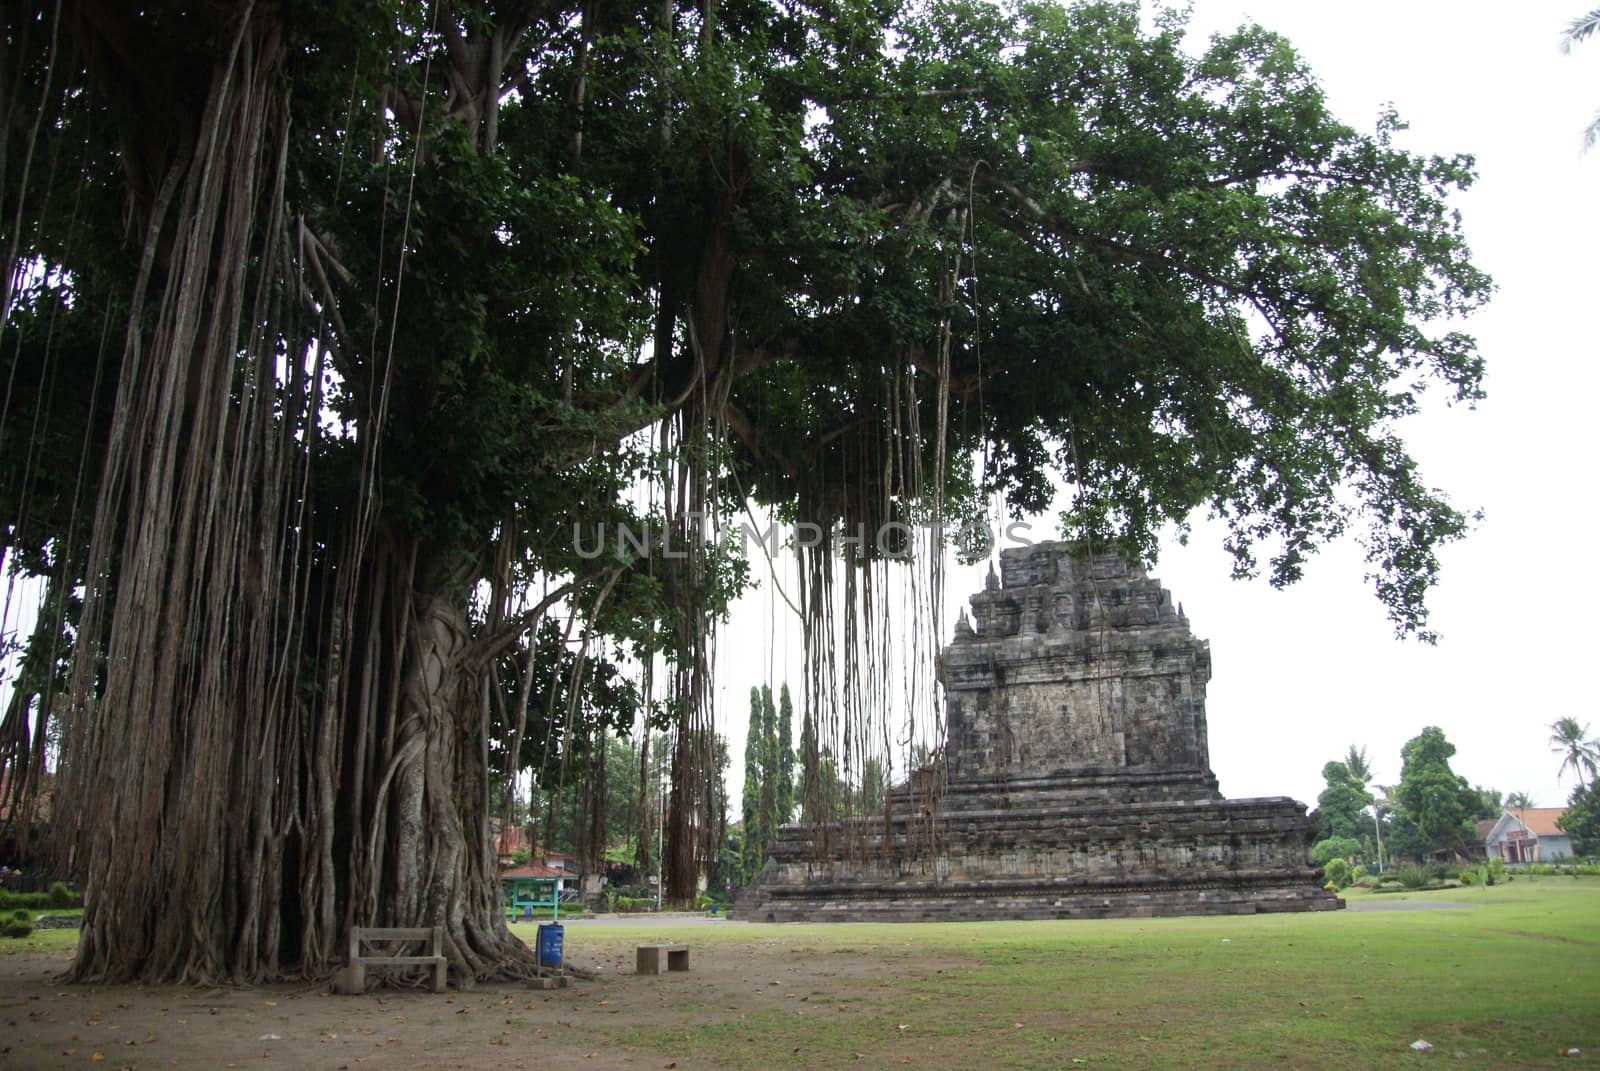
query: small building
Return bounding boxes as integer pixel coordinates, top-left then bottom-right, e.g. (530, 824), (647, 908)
(1484, 808), (1573, 863)
(537, 850), (580, 876)
(501, 862), (566, 920)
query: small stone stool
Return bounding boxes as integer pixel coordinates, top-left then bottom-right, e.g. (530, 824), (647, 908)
(635, 943), (690, 974)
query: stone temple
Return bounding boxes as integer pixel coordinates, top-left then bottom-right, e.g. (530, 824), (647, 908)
(748, 542), (1340, 921)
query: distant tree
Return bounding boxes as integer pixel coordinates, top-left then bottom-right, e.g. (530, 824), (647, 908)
(859, 757), (888, 815)
(800, 703), (821, 824)
(1472, 786), (1505, 820)
(757, 686), (781, 868)
(1317, 760), (1375, 840)
(1395, 727), (1479, 857)
(1548, 717), (1599, 787)
(1506, 790), (1536, 811)
(1562, 9), (1600, 151)
(777, 685), (796, 825)
(1557, 782), (1600, 857)
(736, 683), (794, 884)
(1383, 807), (1432, 864)
(712, 824), (746, 900)
(1344, 745), (1374, 787)
(740, 687), (766, 882)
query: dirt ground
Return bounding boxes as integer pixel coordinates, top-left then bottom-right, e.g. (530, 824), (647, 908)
(0, 932), (951, 1071)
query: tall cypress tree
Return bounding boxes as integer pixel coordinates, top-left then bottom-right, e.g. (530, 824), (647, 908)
(740, 687), (765, 882)
(777, 684), (796, 824)
(758, 686), (780, 866)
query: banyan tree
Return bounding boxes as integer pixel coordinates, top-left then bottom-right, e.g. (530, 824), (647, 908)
(0, 0), (1488, 984)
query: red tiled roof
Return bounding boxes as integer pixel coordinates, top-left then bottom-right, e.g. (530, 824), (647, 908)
(501, 863), (565, 879)
(1505, 808), (1568, 837)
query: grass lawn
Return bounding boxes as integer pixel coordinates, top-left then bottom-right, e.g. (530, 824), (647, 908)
(0, 905), (83, 957)
(4, 884), (1592, 1069)
(515, 878), (1599, 1071)
(0, 923), (79, 956)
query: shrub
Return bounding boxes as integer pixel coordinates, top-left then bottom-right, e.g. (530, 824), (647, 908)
(1484, 857), (1506, 886)
(0, 891), (50, 911)
(11, 908), (29, 922)
(1323, 858), (1352, 888)
(1311, 837), (1361, 867)
(1397, 864), (1429, 889)
(1349, 865), (1369, 884)
(1458, 868), (1477, 885)
(1, 918), (32, 939)
(47, 882), (77, 909)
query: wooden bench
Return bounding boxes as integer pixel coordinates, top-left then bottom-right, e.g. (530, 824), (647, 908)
(635, 943), (689, 975)
(336, 926), (448, 994)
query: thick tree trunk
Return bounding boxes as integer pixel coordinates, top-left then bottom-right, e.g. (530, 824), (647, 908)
(362, 544), (535, 982)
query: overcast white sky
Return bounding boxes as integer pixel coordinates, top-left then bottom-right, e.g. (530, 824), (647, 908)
(716, 0), (1600, 813)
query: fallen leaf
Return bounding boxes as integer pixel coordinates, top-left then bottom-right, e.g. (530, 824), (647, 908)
(92, 1054), (106, 1062)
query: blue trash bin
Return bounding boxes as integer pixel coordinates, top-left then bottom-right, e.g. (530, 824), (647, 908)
(536, 922), (563, 969)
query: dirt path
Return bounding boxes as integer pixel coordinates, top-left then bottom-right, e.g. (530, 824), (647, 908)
(1, 936), (957, 1070)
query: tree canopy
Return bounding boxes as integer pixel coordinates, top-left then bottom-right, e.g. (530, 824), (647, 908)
(1394, 726), (1479, 857)
(0, 0), (1489, 984)
(1316, 759), (1375, 841)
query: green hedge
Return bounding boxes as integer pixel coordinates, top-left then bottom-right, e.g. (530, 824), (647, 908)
(0, 883), (82, 911)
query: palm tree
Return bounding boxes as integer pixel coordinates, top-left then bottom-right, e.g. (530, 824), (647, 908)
(1370, 781), (1398, 873)
(1548, 717), (1600, 787)
(1345, 744), (1374, 786)
(1562, 9), (1600, 151)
